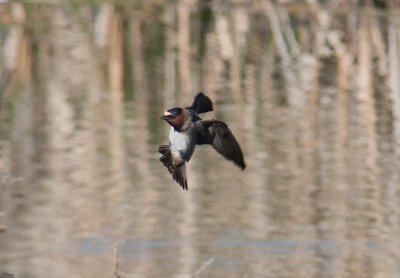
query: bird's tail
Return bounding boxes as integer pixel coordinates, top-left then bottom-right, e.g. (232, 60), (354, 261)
(186, 92), (213, 114)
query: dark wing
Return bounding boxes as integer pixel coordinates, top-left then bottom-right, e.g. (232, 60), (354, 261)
(196, 121), (246, 169)
(172, 164), (188, 190)
(158, 145), (188, 190)
(186, 92), (213, 114)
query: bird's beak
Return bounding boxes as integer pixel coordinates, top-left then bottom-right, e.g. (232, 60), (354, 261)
(161, 111), (172, 120)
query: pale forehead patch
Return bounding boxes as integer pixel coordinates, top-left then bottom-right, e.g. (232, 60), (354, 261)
(163, 111), (172, 116)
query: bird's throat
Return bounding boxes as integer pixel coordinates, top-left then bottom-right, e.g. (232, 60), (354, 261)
(169, 112), (185, 131)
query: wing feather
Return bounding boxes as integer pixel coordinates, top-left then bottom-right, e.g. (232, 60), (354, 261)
(158, 145), (188, 190)
(196, 121), (246, 169)
(172, 163), (188, 190)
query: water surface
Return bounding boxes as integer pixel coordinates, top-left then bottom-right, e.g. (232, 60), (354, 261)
(1, 2), (400, 277)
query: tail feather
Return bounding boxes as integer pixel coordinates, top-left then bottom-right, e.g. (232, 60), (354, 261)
(186, 92), (213, 114)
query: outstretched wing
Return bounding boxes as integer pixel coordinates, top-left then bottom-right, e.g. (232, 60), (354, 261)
(158, 145), (188, 190)
(172, 164), (187, 190)
(196, 121), (246, 169)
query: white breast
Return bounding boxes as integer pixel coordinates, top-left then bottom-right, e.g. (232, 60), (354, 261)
(169, 127), (196, 161)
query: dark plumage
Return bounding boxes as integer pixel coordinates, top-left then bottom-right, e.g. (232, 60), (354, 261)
(186, 92), (213, 114)
(159, 93), (245, 190)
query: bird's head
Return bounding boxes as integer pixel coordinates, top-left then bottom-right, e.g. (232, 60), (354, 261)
(161, 107), (185, 129)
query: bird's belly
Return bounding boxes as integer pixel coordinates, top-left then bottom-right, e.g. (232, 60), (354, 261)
(169, 128), (196, 161)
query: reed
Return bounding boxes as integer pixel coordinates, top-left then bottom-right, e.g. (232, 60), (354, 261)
(1, 1), (400, 277)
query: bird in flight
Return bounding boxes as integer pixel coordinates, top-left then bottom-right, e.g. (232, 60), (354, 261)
(158, 93), (246, 190)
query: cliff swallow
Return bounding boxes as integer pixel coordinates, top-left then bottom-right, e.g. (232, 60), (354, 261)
(159, 93), (246, 190)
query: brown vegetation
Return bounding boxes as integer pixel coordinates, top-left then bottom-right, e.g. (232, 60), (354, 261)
(1, 1), (400, 277)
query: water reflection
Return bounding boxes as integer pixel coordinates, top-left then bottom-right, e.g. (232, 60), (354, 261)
(1, 2), (400, 278)
(67, 237), (395, 277)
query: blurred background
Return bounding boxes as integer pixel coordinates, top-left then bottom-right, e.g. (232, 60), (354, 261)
(1, 0), (400, 277)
